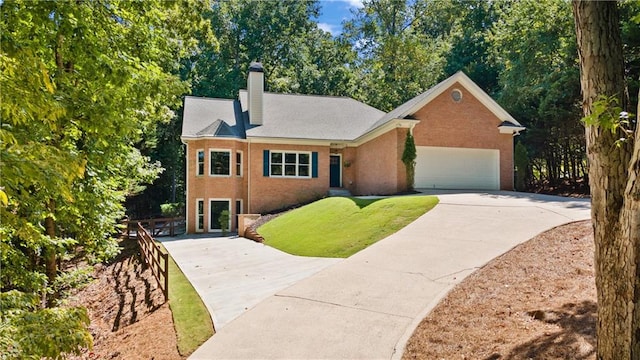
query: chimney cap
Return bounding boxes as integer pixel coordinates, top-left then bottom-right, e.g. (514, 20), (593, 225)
(249, 62), (264, 73)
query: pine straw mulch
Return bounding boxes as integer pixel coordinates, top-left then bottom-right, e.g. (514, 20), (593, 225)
(67, 237), (182, 360)
(403, 220), (596, 360)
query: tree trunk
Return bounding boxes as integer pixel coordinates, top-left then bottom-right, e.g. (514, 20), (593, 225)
(573, 1), (640, 358)
(44, 200), (57, 307)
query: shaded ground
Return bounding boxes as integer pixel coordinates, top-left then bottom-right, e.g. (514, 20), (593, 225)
(403, 220), (596, 360)
(68, 238), (182, 360)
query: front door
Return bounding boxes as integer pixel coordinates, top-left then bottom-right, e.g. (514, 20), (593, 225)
(329, 155), (341, 187)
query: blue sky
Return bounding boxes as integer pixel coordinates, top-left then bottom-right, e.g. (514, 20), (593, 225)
(315, 0), (363, 36)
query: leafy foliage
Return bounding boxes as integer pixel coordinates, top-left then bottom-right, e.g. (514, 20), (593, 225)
(402, 130), (417, 191)
(0, 0), (212, 357)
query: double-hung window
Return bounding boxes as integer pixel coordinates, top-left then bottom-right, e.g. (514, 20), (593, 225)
(270, 151), (310, 178)
(210, 149), (231, 176)
(196, 150), (205, 176)
(236, 151), (243, 177)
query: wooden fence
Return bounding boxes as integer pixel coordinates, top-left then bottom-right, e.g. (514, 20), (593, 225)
(123, 217), (185, 239)
(136, 223), (169, 301)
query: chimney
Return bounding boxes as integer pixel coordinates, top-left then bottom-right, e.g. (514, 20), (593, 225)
(247, 62), (264, 125)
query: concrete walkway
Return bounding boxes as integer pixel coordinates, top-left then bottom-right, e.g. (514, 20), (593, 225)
(160, 235), (341, 329)
(185, 191), (591, 359)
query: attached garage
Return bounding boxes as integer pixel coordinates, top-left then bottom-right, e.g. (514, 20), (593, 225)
(415, 146), (500, 190)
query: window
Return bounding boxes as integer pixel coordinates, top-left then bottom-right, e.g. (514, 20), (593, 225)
(196, 199), (204, 232)
(210, 150), (231, 176)
(236, 151), (243, 177)
(209, 199), (230, 231)
(196, 150), (205, 176)
(235, 199), (242, 226)
(270, 151), (310, 178)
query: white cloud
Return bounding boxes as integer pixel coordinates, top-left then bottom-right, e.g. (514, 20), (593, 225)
(318, 22), (340, 35)
(343, 0), (364, 8)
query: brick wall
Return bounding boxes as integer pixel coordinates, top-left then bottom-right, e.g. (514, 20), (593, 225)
(412, 82), (514, 190)
(354, 128), (406, 195)
(185, 138), (248, 233)
(247, 143), (330, 214)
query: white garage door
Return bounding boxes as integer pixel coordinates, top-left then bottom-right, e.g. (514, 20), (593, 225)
(415, 146), (499, 190)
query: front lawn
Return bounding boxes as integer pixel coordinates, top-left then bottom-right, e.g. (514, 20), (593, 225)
(259, 195), (438, 258)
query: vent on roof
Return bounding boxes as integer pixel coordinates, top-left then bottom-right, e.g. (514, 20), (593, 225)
(248, 62), (264, 126)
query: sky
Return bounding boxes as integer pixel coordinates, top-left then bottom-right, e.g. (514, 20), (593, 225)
(315, 0), (363, 36)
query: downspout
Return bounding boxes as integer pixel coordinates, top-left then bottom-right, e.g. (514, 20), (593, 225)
(181, 137), (189, 233)
(247, 139), (251, 214)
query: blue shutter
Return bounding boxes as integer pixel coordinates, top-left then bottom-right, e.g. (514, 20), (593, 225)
(312, 152), (318, 178)
(263, 150), (270, 176)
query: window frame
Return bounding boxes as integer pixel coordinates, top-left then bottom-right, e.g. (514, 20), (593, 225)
(208, 198), (231, 232)
(209, 149), (232, 177)
(236, 150), (243, 177)
(196, 149), (205, 176)
(195, 198), (204, 232)
(269, 150), (312, 178)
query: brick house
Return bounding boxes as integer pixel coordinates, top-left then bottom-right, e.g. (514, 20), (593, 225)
(181, 62), (524, 233)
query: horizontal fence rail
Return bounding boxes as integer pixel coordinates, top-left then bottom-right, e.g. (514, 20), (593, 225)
(136, 223), (169, 301)
(123, 217), (185, 239)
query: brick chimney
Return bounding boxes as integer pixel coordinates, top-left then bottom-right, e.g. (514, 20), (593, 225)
(247, 62), (264, 125)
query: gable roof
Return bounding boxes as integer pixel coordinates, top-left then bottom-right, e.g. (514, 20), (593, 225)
(239, 91), (385, 141)
(181, 71), (522, 142)
(182, 97), (246, 138)
(371, 71), (523, 129)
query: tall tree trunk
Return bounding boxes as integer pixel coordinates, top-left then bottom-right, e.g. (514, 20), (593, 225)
(573, 1), (640, 358)
(44, 200), (57, 307)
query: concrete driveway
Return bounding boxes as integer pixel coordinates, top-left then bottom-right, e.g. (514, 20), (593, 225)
(160, 235), (341, 329)
(179, 191), (591, 360)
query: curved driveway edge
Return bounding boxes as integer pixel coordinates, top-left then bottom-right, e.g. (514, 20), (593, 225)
(160, 235), (342, 330)
(189, 191), (591, 359)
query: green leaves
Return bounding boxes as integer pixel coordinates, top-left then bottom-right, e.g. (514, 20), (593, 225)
(583, 95), (636, 146)
(1, 1), (213, 357)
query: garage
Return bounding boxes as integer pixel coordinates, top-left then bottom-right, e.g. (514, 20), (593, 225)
(415, 146), (500, 190)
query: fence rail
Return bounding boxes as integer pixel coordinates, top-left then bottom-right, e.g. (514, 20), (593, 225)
(123, 217), (185, 239)
(136, 223), (169, 301)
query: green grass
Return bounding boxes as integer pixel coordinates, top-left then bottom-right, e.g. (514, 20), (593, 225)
(259, 195), (439, 258)
(165, 249), (214, 356)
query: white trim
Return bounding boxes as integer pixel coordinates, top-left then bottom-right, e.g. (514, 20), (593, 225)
(209, 148), (232, 177)
(248, 137), (333, 146)
(196, 149), (205, 176)
(183, 140), (189, 232)
(247, 142), (252, 213)
(195, 198), (204, 232)
(349, 119), (418, 147)
(208, 198), (231, 232)
(268, 150), (313, 178)
(403, 72), (523, 126)
(236, 150), (243, 177)
(329, 153), (343, 188)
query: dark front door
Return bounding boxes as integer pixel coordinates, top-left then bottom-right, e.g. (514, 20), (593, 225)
(330, 155), (341, 187)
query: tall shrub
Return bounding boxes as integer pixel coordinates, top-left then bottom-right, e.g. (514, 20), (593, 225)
(402, 130), (417, 191)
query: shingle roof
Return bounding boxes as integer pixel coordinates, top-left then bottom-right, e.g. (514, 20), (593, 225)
(181, 71), (522, 141)
(182, 97), (245, 138)
(369, 71), (523, 130)
(239, 91), (385, 141)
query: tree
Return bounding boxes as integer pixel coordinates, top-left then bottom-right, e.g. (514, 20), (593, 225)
(402, 130), (417, 191)
(491, 0), (585, 188)
(514, 141), (529, 191)
(572, 1), (640, 358)
(402, 130), (418, 191)
(0, 0), (212, 357)
(342, 0), (446, 111)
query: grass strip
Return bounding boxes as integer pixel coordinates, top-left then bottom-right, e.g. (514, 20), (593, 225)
(164, 248), (214, 356)
(259, 195), (439, 258)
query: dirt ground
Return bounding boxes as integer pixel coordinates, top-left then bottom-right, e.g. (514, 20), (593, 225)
(403, 220), (596, 360)
(67, 238), (183, 360)
(66, 220), (595, 359)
